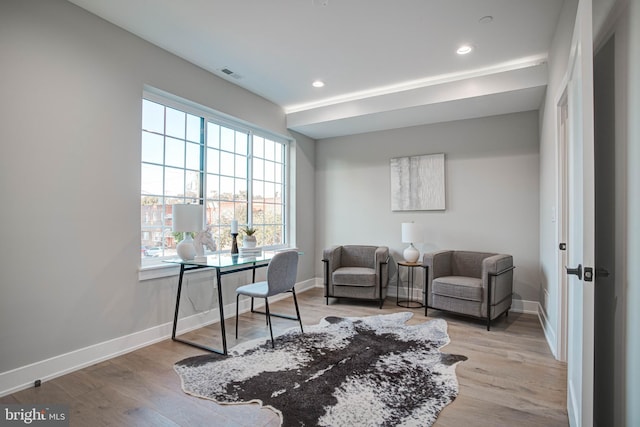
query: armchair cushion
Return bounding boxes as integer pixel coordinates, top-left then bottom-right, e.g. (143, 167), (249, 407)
(432, 276), (483, 301)
(333, 266), (377, 287)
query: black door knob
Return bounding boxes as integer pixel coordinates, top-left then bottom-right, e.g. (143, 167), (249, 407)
(565, 264), (583, 280)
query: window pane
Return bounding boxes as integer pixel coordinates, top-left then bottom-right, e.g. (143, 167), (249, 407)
(186, 142), (201, 170)
(235, 154), (247, 179)
(265, 182), (275, 199)
(185, 170), (200, 198)
(253, 136), (264, 158)
(207, 148), (219, 174)
(234, 203), (247, 224)
(253, 180), (264, 199)
(207, 123), (220, 148)
(205, 201), (218, 225)
(166, 107), (185, 139)
(273, 225), (283, 245)
(142, 100), (164, 133)
(220, 126), (235, 152)
(264, 139), (275, 161)
(253, 202), (265, 223)
(220, 176), (234, 200)
(141, 163), (163, 195)
(165, 137), (185, 168)
(253, 158), (264, 180)
(275, 183), (284, 202)
(274, 142), (283, 162)
(165, 167), (184, 197)
(206, 174), (219, 199)
(265, 203), (276, 223)
(235, 132), (248, 155)
(186, 114), (201, 142)
(220, 151), (234, 176)
(274, 163), (282, 183)
(141, 132), (164, 164)
(264, 160), (275, 182)
(235, 178), (247, 201)
(141, 196), (161, 227)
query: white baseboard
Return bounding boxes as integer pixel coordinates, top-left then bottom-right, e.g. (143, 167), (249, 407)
(0, 278), (316, 398)
(537, 301), (558, 359)
(316, 279), (540, 315)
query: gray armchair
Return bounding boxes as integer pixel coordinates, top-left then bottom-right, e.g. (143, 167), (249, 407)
(422, 250), (514, 330)
(322, 245), (390, 308)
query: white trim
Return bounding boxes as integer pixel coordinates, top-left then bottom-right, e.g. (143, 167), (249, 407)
(538, 301), (558, 358)
(510, 299), (539, 315)
(0, 279), (316, 398)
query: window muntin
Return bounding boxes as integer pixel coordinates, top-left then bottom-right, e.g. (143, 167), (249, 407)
(140, 96), (288, 267)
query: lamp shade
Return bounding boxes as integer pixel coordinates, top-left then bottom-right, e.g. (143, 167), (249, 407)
(172, 204), (203, 232)
(401, 222), (421, 243)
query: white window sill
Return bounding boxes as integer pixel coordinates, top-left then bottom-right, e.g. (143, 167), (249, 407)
(138, 262), (181, 281)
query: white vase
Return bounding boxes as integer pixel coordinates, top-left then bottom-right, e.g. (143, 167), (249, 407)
(176, 234), (196, 261)
(243, 236), (257, 248)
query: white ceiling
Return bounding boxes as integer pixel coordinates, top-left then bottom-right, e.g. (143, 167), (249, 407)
(67, 0), (564, 139)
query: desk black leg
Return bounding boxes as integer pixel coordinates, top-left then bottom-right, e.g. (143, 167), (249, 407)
(216, 268), (228, 355)
(172, 264), (186, 340)
(172, 264), (226, 355)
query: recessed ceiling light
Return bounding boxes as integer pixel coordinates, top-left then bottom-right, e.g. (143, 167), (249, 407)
(312, 80), (325, 88)
(456, 45), (473, 55)
(479, 15), (493, 24)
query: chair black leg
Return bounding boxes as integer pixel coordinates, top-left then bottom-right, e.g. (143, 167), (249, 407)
(265, 298), (274, 348)
(487, 316), (491, 331)
(291, 288), (303, 333)
(235, 293), (240, 339)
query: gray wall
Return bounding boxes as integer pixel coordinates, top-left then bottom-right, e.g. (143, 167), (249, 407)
(0, 0), (315, 376)
(315, 111), (541, 303)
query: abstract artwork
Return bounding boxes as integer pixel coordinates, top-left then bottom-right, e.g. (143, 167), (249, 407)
(390, 153), (446, 211)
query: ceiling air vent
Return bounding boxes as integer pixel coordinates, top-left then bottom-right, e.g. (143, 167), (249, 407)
(219, 68), (242, 80)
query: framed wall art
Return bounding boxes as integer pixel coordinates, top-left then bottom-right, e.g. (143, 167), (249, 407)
(390, 153), (446, 211)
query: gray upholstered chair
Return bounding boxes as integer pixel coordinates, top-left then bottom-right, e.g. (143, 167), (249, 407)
(422, 250), (514, 330)
(235, 250), (303, 347)
(322, 245), (390, 308)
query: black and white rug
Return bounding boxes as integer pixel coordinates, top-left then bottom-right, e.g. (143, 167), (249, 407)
(174, 312), (467, 427)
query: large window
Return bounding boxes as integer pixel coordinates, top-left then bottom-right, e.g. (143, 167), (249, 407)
(140, 94), (288, 267)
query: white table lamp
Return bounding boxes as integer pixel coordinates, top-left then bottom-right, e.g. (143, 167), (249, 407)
(173, 204), (203, 261)
(401, 222), (422, 263)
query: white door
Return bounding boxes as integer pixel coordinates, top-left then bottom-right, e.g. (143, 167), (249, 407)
(565, 1), (595, 426)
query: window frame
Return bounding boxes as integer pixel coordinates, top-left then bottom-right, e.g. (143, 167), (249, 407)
(139, 87), (292, 279)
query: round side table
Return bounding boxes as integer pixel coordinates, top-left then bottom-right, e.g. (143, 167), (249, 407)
(396, 261), (425, 308)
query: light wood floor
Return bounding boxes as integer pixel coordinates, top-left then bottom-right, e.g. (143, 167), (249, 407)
(1, 287), (568, 426)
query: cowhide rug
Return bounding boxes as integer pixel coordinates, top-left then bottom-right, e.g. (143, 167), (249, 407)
(174, 312), (467, 427)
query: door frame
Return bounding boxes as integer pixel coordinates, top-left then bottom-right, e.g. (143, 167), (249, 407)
(555, 90), (569, 363)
